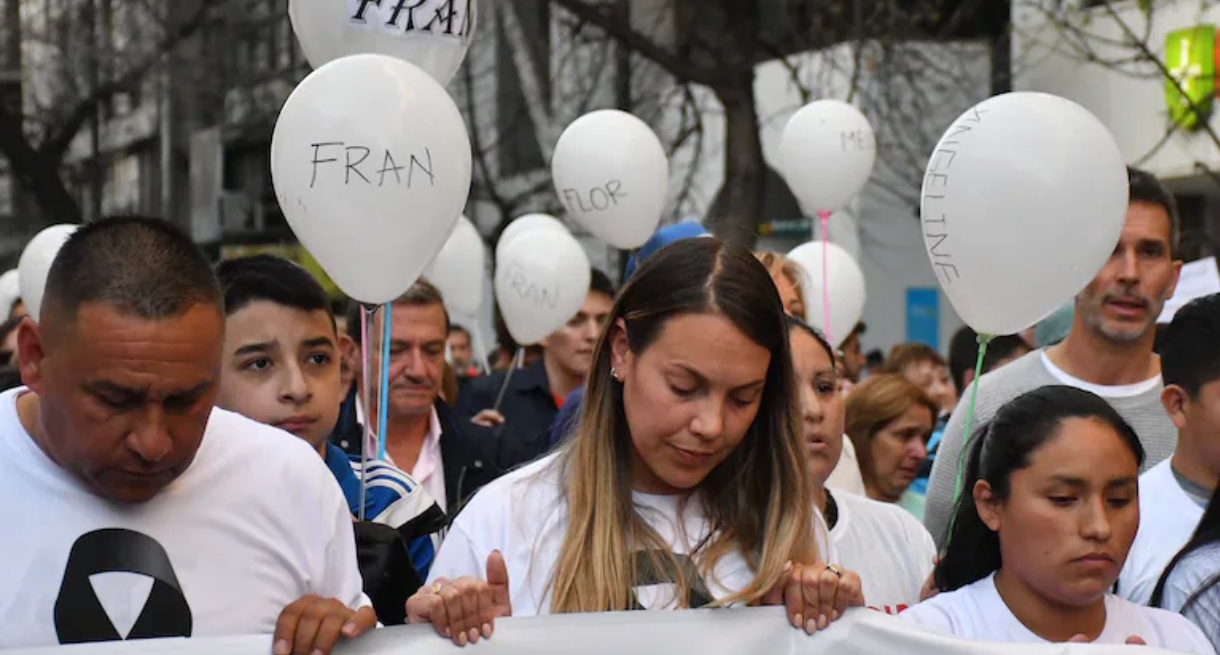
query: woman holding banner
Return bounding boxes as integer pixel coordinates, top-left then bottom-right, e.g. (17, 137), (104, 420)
(787, 316), (936, 615)
(903, 386), (1213, 652)
(407, 238), (862, 643)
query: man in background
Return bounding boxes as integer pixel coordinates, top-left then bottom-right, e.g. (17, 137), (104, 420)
(447, 325), (478, 378)
(333, 280), (501, 516)
(459, 269), (616, 469)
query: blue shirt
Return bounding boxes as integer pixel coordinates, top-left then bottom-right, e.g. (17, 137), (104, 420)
(325, 443), (443, 579)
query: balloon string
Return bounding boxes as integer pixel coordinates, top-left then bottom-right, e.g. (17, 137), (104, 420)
(948, 333), (993, 536)
(358, 306), (373, 522)
(377, 303), (393, 462)
(471, 321), (492, 375)
(818, 211), (832, 345)
(493, 347), (524, 413)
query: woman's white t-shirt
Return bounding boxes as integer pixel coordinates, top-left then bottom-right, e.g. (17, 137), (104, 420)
(829, 491), (935, 615)
(428, 454), (832, 616)
(899, 573), (1215, 653)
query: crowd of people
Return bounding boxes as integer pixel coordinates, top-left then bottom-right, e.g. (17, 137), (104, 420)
(3, 165), (1220, 654)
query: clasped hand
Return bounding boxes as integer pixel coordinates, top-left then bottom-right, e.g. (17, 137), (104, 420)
(762, 561), (864, 634)
(406, 550), (513, 646)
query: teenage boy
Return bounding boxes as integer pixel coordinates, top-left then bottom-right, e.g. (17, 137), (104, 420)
(1119, 293), (1220, 603)
(214, 255), (446, 579)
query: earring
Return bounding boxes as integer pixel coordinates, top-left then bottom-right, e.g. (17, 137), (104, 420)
(611, 367), (620, 381)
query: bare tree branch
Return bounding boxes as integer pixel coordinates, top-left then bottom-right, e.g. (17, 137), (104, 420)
(546, 0), (718, 86)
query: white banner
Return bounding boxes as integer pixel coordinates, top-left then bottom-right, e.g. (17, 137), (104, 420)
(5, 608), (1168, 655)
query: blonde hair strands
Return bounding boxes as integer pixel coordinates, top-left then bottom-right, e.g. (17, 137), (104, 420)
(546, 238), (820, 613)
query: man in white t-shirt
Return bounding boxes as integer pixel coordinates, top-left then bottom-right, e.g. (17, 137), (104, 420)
(924, 167), (1184, 547)
(0, 217), (373, 652)
(1119, 293), (1220, 604)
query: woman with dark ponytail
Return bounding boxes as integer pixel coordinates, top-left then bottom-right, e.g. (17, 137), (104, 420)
(1152, 484), (1220, 651)
(901, 386), (1212, 651)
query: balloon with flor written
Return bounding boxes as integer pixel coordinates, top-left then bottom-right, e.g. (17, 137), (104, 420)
(552, 110), (668, 249)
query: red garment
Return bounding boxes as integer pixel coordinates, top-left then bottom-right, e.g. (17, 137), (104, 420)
(552, 391), (565, 409)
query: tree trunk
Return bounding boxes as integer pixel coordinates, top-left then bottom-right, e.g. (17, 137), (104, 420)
(0, 107), (84, 225)
(706, 82), (764, 247)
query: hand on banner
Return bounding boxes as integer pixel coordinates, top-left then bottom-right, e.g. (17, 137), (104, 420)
(272, 595), (377, 655)
(762, 561), (863, 635)
(407, 550), (513, 646)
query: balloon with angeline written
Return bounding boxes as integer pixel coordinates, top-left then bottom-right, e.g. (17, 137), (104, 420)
(20, 224), (79, 324)
(424, 215), (484, 317)
(787, 241), (866, 349)
(920, 92), (1127, 336)
(289, 0), (475, 85)
(552, 110), (668, 249)
(495, 229), (591, 346)
(780, 100), (876, 214)
(496, 213), (569, 262)
(271, 54), (472, 305)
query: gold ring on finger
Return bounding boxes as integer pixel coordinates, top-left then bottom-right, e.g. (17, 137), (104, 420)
(826, 564), (842, 578)
(431, 581), (444, 594)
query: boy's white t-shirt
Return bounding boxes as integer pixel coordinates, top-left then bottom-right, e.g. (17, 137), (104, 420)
(829, 491), (936, 615)
(0, 389), (369, 648)
(900, 573), (1215, 653)
(428, 454), (833, 616)
(1119, 460), (1206, 605)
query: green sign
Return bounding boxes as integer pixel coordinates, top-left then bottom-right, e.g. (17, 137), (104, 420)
(1165, 26), (1216, 130)
(758, 217), (813, 237)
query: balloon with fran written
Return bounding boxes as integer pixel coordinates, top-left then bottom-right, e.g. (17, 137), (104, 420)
(920, 92), (1127, 336)
(496, 213), (569, 262)
(271, 54), (472, 305)
(495, 229), (590, 346)
(552, 110), (668, 249)
(289, 0), (475, 85)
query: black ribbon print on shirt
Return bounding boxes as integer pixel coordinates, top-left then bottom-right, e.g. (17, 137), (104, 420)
(54, 528), (192, 644)
(629, 550), (714, 610)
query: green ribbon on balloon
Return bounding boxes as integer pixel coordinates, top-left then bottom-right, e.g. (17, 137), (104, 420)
(949, 333), (993, 531)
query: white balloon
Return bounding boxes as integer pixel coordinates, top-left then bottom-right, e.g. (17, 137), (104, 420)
(289, 0), (475, 85)
(495, 213), (568, 261)
(271, 54), (472, 305)
(425, 216), (484, 316)
(0, 269), (19, 318)
(495, 229), (591, 346)
(780, 100), (877, 213)
(920, 92), (1127, 336)
(787, 241), (866, 349)
(552, 110), (668, 249)
(19, 224), (79, 324)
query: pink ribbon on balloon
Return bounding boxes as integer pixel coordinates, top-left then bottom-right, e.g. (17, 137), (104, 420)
(817, 210), (832, 346)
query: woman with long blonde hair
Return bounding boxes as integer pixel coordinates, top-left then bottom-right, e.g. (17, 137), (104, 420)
(407, 238), (862, 644)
